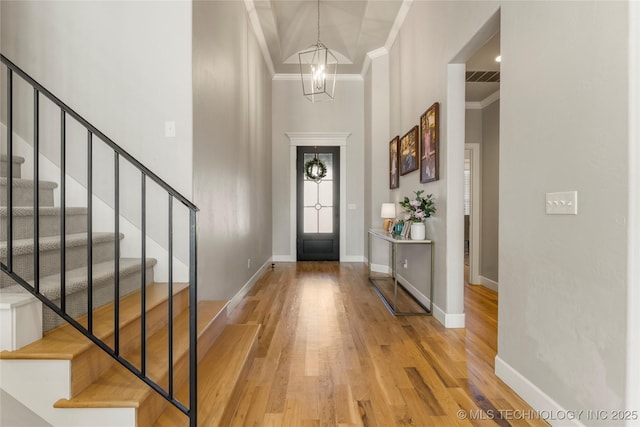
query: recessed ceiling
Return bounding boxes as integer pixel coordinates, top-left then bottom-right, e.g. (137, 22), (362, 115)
(250, 0), (404, 75)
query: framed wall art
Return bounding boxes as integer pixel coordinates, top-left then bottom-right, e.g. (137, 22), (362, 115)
(389, 136), (400, 189)
(420, 102), (439, 183)
(399, 125), (419, 176)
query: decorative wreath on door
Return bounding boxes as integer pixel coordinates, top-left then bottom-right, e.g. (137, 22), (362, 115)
(304, 157), (327, 182)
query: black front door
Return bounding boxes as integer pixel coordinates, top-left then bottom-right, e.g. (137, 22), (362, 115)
(296, 146), (340, 261)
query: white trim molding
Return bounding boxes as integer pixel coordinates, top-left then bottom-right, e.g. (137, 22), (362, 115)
(286, 132), (351, 262)
(479, 275), (498, 292)
(227, 258), (273, 314)
(244, 0), (275, 76)
(465, 90), (500, 110)
(396, 273), (465, 329)
(495, 356), (584, 427)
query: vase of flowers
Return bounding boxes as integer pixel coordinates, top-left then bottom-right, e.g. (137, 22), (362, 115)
(399, 190), (435, 240)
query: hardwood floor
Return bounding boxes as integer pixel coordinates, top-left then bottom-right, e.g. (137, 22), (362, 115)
(226, 262), (548, 427)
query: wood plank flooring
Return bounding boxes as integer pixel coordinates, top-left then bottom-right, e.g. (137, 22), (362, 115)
(226, 262), (548, 427)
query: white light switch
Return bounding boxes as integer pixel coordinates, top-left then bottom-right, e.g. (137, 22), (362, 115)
(348, 203), (356, 210)
(165, 121), (176, 138)
(546, 191), (578, 215)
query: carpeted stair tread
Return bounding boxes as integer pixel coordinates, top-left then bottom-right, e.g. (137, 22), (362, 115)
(0, 154), (26, 164)
(0, 257), (157, 299)
(0, 279), (184, 361)
(0, 206), (87, 216)
(54, 300), (226, 409)
(0, 176), (58, 188)
(0, 231), (123, 257)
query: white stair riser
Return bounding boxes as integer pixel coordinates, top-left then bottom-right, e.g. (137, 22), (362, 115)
(1, 359), (135, 427)
(0, 293), (43, 351)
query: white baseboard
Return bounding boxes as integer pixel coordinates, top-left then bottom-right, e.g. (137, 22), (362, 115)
(395, 273), (465, 329)
(480, 275), (499, 292)
(341, 255), (365, 262)
(495, 355), (584, 427)
(227, 258), (272, 314)
(272, 255), (296, 262)
(370, 263), (390, 274)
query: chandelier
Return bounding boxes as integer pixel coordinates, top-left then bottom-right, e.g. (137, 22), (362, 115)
(298, 0), (337, 102)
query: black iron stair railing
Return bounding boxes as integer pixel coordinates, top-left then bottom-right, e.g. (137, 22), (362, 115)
(0, 53), (198, 427)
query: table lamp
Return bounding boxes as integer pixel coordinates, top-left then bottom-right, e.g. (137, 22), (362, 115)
(380, 203), (396, 232)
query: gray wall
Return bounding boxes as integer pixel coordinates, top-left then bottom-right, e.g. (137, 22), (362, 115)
(192, 1), (272, 301)
(271, 79), (364, 261)
(481, 100), (499, 282)
(499, 1), (628, 415)
(371, 0), (631, 419)
(0, 0), (193, 263)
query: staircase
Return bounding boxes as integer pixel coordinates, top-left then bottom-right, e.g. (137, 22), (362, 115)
(0, 54), (261, 426)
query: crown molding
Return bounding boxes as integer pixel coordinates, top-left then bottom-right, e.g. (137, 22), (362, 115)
(244, 0), (275, 77)
(361, 47), (389, 76)
(465, 90), (500, 110)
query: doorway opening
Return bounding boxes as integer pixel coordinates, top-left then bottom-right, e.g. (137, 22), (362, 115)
(296, 146), (340, 261)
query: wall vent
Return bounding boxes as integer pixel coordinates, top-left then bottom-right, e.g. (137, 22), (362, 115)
(466, 71), (500, 82)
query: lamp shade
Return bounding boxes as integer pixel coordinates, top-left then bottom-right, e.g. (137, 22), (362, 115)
(380, 203), (396, 219)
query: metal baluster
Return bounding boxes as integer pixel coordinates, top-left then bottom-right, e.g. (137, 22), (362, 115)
(87, 131), (93, 333)
(33, 89), (40, 293)
(168, 194), (174, 398)
(114, 152), (120, 355)
(6, 69), (13, 271)
(141, 173), (147, 375)
(60, 110), (66, 314)
(189, 208), (198, 427)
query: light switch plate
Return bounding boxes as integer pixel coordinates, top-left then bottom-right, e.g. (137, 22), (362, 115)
(165, 121), (176, 138)
(546, 191), (578, 215)
(348, 203), (356, 210)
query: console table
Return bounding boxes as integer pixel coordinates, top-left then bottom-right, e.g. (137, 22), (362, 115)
(367, 229), (434, 316)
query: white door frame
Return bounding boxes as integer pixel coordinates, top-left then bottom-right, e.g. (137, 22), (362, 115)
(465, 143), (482, 285)
(286, 132), (351, 262)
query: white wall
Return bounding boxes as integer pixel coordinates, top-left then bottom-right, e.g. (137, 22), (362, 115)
(192, 0), (272, 301)
(0, 1), (193, 271)
(272, 77), (364, 261)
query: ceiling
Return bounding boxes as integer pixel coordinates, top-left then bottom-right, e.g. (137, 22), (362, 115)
(250, 0), (404, 74)
(248, 0), (500, 101)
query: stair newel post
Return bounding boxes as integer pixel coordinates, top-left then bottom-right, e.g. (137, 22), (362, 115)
(189, 207), (198, 427)
(87, 130), (93, 333)
(114, 151), (120, 356)
(60, 109), (66, 314)
(33, 88), (40, 294)
(6, 67), (13, 271)
(141, 172), (147, 376)
(168, 193), (174, 398)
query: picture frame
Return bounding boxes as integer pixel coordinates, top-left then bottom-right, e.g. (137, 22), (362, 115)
(399, 125), (419, 176)
(389, 136), (400, 189)
(420, 102), (440, 183)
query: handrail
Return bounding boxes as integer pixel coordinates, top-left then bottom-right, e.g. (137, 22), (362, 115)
(0, 53), (198, 427)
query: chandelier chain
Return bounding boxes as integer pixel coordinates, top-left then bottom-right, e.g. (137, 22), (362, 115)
(317, 0), (321, 44)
